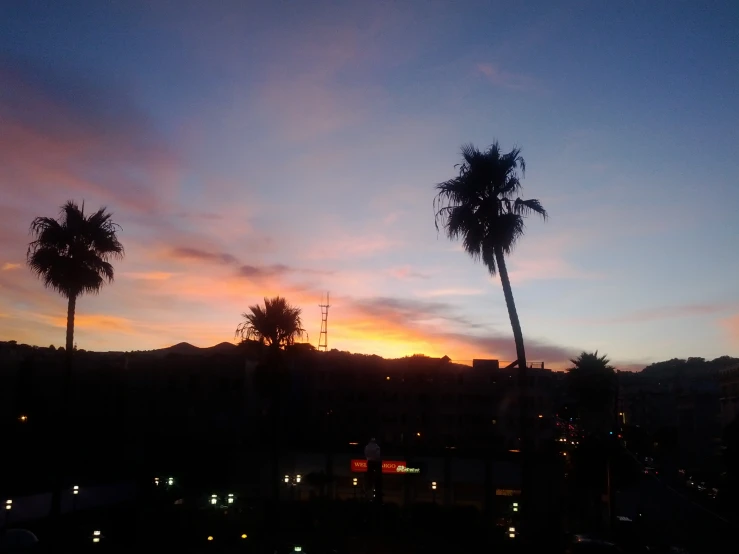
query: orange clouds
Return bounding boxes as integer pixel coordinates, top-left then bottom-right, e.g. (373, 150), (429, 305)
(2, 263), (21, 271)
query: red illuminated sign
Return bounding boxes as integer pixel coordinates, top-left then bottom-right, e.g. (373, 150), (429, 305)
(350, 460), (420, 474)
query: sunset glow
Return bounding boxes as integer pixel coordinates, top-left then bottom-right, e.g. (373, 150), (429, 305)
(1, 1), (737, 369)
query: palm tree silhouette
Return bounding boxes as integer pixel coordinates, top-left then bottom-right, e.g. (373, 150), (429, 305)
(235, 296), (305, 507)
(27, 201), (124, 354)
(26, 200), (124, 521)
(434, 142), (546, 448)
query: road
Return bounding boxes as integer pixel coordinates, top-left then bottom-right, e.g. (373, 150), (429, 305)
(615, 474), (736, 553)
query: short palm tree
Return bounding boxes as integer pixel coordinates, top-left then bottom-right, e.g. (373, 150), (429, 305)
(434, 142), (547, 411)
(567, 351), (617, 434)
(235, 296), (305, 350)
(234, 296), (305, 506)
(27, 201), (124, 355)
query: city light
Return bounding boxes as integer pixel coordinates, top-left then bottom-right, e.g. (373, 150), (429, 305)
(294, 547), (302, 552)
(513, 501), (519, 512)
(210, 494), (218, 505)
(284, 475), (290, 483)
(386, 376), (390, 380)
(431, 481), (437, 490)
(352, 478), (358, 486)
(228, 493), (234, 504)
(296, 474), (301, 483)
(207, 536), (213, 541)
(18, 415), (28, 422)
(5, 499), (12, 510)
(92, 530), (101, 543)
(241, 534), (247, 539)
(538, 414), (543, 418)
(154, 477), (159, 486)
(416, 432), (421, 437)
(73, 485), (79, 495)
(167, 477), (174, 486)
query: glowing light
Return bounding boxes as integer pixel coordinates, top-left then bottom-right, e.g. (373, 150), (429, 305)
(296, 474), (301, 483)
(73, 485), (79, 495)
(207, 536), (213, 541)
(93, 531), (101, 537)
(241, 534), (247, 539)
(538, 414), (543, 418)
(167, 477), (174, 486)
(416, 432), (421, 437)
(431, 481), (437, 490)
(93, 538), (100, 543)
(284, 475), (290, 483)
(386, 376), (390, 380)
(5, 499), (12, 510)
(18, 415), (28, 422)
(352, 478), (358, 486)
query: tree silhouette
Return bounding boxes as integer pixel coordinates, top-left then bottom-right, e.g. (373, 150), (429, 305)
(235, 296), (305, 349)
(27, 201), (124, 354)
(234, 296), (305, 508)
(434, 142), (547, 436)
(26, 200), (123, 523)
(567, 351), (617, 434)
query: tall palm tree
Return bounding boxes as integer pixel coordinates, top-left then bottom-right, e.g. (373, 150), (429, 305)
(26, 200), (124, 522)
(434, 142), (547, 434)
(27, 201), (125, 355)
(235, 296), (305, 507)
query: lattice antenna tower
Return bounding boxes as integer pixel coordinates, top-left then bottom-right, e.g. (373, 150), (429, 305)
(318, 292), (330, 351)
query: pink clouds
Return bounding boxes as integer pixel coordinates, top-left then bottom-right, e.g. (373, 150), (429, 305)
(0, 56), (181, 214)
(721, 314), (739, 342)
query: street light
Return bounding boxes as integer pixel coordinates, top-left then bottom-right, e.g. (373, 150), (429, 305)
(284, 475), (290, 483)
(5, 500), (11, 510)
(92, 530), (102, 543)
(509, 526), (516, 539)
(73, 485), (79, 495)
(154, 477), (159, 486)
(295, 474), (301, 484)
(167, 477), (174, 486)
(227, 493), (234, 504)
(512, 501), (519, 512)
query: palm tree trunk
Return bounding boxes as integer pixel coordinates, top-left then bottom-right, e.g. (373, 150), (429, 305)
(51, 295), (76, 524)
(494, 247), (532, 535)
(493, 248), (528, 440)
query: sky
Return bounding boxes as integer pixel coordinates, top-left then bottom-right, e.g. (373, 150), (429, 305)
(1, 0), (738, 370)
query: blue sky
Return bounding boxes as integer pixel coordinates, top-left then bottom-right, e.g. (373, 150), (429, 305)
(1, 0), (737, 368)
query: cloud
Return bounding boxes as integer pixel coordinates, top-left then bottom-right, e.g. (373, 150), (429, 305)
(168, 247), (237, 265)
(721, 314), (739, 342)
(506, 257), (602, 284)
(417, 288), (485, 298)
(477, 63), (537, 91)
(122, 272), (176, 281)
(0, 54), (180, 213)
(388, 266), (430, 280)
(302, 234), (403, 260)
(2, 263), (20, 271)
(599, 303), (730, 325)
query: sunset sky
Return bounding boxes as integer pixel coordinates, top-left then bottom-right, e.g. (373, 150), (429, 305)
(1, 1), (737, 369)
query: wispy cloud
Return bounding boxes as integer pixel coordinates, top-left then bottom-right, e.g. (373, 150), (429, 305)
(417, 288), (485, 298)
(388, 266), (430, 280)
(2, 262), (20, 271)
(477, 63), (537, 91)
(168, 247), (238, 265)
(720, 314), (739, 342)
(580, 303), (731, 325)
(0, 54), (180, 213)
(122, 272), (176, 281)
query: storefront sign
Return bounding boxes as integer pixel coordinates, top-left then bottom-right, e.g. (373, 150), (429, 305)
(350, 460), (421, 474)
(495, 488), (522, 496)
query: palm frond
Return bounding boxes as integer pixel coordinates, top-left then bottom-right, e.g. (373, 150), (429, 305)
(513, 198), (548, 220)
(26, 201), (124, 298)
